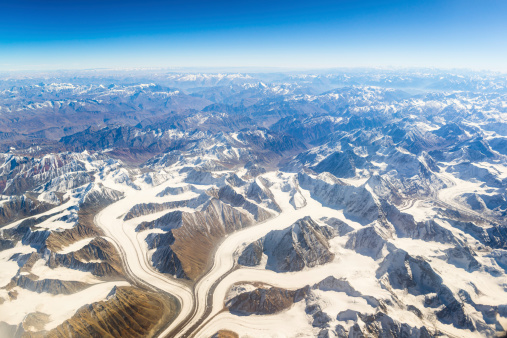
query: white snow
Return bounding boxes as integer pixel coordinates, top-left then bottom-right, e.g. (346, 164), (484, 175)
(0, 281), (129, 330)
(197, 301), (314, 338)
(56, 237), (96, 254)
(30, 259), (101, 283)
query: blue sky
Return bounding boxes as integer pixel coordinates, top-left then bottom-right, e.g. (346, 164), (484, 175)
(0, 0), (506, 71)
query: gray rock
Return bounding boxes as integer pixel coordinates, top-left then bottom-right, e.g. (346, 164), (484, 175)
(239, 216), (334, 272)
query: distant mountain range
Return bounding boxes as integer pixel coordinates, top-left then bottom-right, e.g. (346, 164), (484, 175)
(0, 70), (506, 338)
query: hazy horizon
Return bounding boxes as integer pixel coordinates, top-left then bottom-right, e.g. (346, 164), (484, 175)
(0, 66), (505, 76)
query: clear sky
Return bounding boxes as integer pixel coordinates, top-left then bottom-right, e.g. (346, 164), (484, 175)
(0, 0), (506, 71)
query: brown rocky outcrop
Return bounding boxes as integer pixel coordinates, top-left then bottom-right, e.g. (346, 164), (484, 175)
(24, 286), (178, 338)
(0, 195), (55, 228)
(47, 237), (123, 278)
(139, 198), (255, 280)
(170, 199), (254, 279)
(212, 330), (239, 338)
(226, 283), (310, 315)
(8, 275), (90, 295)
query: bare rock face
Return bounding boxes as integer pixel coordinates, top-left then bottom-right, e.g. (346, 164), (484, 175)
(365, 174), (405, 206)
(22, 311), (51, 333)
(0, 312), (51, 337)
(226, 173), (246, 187)
(138, 198), (256, 279)
(488, 249), (507, 272)
(44, 286), (177, 338)
(156, 184), (202, 197)
(444, 245), (481, 272)
(225, 276), (379, 332)
(46, 222), (100, 252)
(0, 195), (55, 227)
(245, 180), (281, 213)
(297, 172), (380, 223)
(145, 232), (188, 279)
(446, 219), (507, 250)
(376, 249), (482, 332)
(359, 312), (433, 338)
(376, 249), (444, 295)
(0, 238), (14, 251)
(184, 168), (227, 185)
(124, 193), (208, 220)
(238, 216), (335, 272)
(8, 275), (90, 295)
(242, 164), (267, 180)
(289, 187), (306, 210)
(0, 153), (88, 196)
(21, 229), (51, 250)
(38, 171), (91, 193)
(318, 328), (340, 338)
(43, 182), (123, 258)
(311, 150), (369, 179)
(226, 284), (310, 315)
(345, 225), (393, 260)
(216, 184), (274, 221)
(172, 198), (256, 279)
(461, 192), (507, 217)
(211, 330), (239, 338)
(78, 183), (123, 209)
(237, 240), (263, 267)
(0, 212), (61, 251)
(319, 217), (354, 237)
(313, 276), (362, 296)
(312, 310), (332, 328)
(46, 237), (124, 277)
(137, 211), (184, 232)
(313, 276), (380, 308)
(382, 201), (458, 245)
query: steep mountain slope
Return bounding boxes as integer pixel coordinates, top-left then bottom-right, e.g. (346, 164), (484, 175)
(1, 70), (507, 337)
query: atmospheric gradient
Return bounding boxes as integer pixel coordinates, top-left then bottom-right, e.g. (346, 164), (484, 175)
(1, 0), (506, 71)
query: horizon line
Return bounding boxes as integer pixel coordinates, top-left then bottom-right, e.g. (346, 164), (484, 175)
(0, 65), (506, 75)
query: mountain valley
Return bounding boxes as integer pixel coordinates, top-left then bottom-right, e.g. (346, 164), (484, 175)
(0, 69), (506, 337)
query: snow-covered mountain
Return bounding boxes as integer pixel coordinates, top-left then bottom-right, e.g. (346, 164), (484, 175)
(1, 70), (507, 338)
